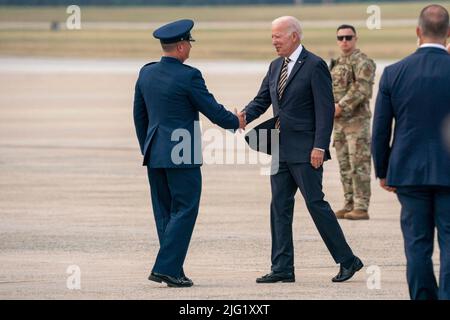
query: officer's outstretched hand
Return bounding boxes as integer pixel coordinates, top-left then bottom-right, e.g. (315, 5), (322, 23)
(234, 108), (247, 132)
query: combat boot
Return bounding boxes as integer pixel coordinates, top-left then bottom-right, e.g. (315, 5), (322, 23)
(335, 208), (351, 219)
(335, 202), (353, 219)
(345, 209), (370, 220)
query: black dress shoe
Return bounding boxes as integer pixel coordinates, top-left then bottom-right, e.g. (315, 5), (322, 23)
(148, 272), (193, 287)
(179, 270), (193, 285)
(332, 256), (364, 282)
(256, 271), (295, 283)
(181, 276), (193, 286)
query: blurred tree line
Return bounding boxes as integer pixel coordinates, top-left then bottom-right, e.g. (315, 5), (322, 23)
(0, 0), (425, 6)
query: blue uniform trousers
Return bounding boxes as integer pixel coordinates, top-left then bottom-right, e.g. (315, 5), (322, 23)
(147, 167), (202, 278)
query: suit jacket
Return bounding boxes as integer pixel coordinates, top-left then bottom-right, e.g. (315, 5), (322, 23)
(133, 56), (239, 168)
(372, 47), (450, 186)
(243, 47), (334, 163)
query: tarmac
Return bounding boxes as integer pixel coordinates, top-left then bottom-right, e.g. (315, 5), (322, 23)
(0, 57), (440, 299)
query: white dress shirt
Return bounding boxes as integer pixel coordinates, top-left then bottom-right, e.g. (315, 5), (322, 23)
(286, 44), (303, 77)
(419, 43), (447, 51)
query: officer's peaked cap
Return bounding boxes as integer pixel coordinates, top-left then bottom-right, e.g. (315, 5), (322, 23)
(153, 19), (195, 44)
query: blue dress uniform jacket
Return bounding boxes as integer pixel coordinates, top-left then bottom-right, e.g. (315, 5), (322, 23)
(134, 56), (239, 168)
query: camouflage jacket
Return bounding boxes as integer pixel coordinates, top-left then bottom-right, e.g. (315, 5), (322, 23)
(330, 49), (376, 121)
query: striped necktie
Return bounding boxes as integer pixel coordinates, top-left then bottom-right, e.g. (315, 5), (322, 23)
(277, 57), (291, 100)
(275, 57), (291, 130)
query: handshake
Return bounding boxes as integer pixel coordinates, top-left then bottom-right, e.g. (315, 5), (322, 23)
(234, 108), (247, 131)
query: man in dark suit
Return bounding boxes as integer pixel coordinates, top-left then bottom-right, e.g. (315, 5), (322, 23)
(372, 5), (450, 300)
(133, 19), (246, 288)
(243, 16), (362, 283)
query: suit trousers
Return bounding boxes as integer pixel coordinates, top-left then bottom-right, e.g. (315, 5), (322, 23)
(270, 161), (354, 273)
(147, 167), (202, 278)
(396, 186), (450, 300)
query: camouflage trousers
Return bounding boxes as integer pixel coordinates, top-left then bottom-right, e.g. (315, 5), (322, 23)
(333, 118), (371, 211)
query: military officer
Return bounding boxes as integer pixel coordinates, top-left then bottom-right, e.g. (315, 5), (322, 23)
(133, 19), (246, 287)
(330, 24), (376, 220)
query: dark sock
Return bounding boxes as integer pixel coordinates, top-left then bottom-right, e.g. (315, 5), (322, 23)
(342, 256), (355, 269)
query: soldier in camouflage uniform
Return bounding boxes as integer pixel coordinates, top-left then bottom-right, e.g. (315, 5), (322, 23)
(330, 25), (376, 220)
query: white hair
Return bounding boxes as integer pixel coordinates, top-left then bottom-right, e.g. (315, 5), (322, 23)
(272, 16), (303, 39)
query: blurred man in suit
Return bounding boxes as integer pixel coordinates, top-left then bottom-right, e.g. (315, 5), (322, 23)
(133, 19), (246, 287)
(243, 16), (362, 284)
(372, 5), (450, 299)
